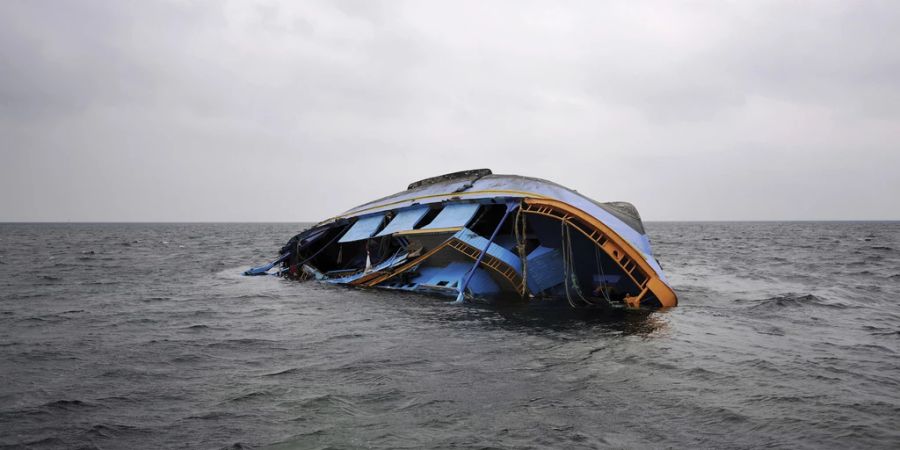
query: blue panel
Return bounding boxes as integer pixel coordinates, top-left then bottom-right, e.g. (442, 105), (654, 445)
(375, 206), (429, 237)
(373, 262), (499, 298)
(338, 213), (385, 243)
(463, 268), (501, 296)
(592, 274), (621, 286)
(408, 266), (446, 286)
(526, 245), (565, 294)
(411, 262), (499, 297)
(453, 228), (522, 272)
(325, 252), (408, 284)
(420, 203), (480, 230)
(416, 261), (469, 286)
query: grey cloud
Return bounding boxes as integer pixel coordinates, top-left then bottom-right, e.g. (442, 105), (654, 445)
(1, 0), (898, 221)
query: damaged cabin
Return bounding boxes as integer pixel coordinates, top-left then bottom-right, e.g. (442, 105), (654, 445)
(247, 169), (677, 309)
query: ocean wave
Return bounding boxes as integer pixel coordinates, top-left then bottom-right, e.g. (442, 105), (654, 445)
(3, 222), (900, 449)
(82, 423), (140, 439)
(261, 367), (302, 377)
(182, 411), (247, 421)
(225, 390), (272, 402)
(41, 399), (101, 411)
(742, 293), (848, 310)
(870, 330), (900, 336)
(296, 394), (365, 416)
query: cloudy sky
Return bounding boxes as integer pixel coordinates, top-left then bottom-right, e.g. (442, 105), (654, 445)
(1, 0), (898, 221)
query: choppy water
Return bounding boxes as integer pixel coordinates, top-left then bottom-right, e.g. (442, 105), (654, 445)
(0, 222), (898, 449)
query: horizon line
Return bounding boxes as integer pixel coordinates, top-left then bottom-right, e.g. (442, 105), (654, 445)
(1, 219), (899, 224)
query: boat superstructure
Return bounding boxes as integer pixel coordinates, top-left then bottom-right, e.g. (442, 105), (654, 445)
(246, 169), (677, 308)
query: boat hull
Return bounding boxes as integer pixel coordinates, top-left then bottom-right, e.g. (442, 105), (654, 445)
(248, 170), (677, 308)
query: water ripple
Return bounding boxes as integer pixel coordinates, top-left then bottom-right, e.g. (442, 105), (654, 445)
(0, 222), (898, 448)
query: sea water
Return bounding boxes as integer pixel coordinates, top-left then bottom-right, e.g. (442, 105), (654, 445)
(1, 222), (898, 448)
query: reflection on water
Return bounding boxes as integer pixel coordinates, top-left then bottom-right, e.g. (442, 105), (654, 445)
(480, 299), (670, 336)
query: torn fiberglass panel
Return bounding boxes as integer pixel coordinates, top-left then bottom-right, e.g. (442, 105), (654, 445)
(375, 206), (430, 237)
(417, 203), (480, 230)
(337, 213), (386, 243)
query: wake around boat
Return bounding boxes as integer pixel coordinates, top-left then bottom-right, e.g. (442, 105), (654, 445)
(246, 169), (677, 309)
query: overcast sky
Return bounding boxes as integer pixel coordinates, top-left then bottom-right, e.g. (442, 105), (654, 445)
(2, 0), (898, 221)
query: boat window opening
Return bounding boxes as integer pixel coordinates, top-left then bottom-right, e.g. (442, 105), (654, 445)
(570, 230), (641, 302)
(293, 224), (348, 275)
(312, 236), (382, 273)
(520, 218), (542, 255)
(336, 240), (368, 271)
(370, 238), (389, 265)
(420, 203), (481, 230)
(372, 217), (388, 237)
(569, 217), (592, 234)
(520, 213), (641, 304)
(570, 231), (599, 298)
(524, 214), (563, 249)
(413, 206), (442, 229)
(469, 204), (510, 238)
(527, 238), (541, 255)
(338, 213), (387, 243)
(302, 218), (414, 276)
(632, 268), (648, 286)
(376, 206), (430, 237)
(467, 205), (489, 230)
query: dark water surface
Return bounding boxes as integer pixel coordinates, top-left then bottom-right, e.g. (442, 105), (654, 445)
(1, 222), (898, 449)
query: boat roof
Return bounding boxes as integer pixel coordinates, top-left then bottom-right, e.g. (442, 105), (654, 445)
(341, 171), (644, 231)
(312, 170), (668, 281)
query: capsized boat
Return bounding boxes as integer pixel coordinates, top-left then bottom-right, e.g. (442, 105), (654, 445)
(246, 169), (676, 308)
